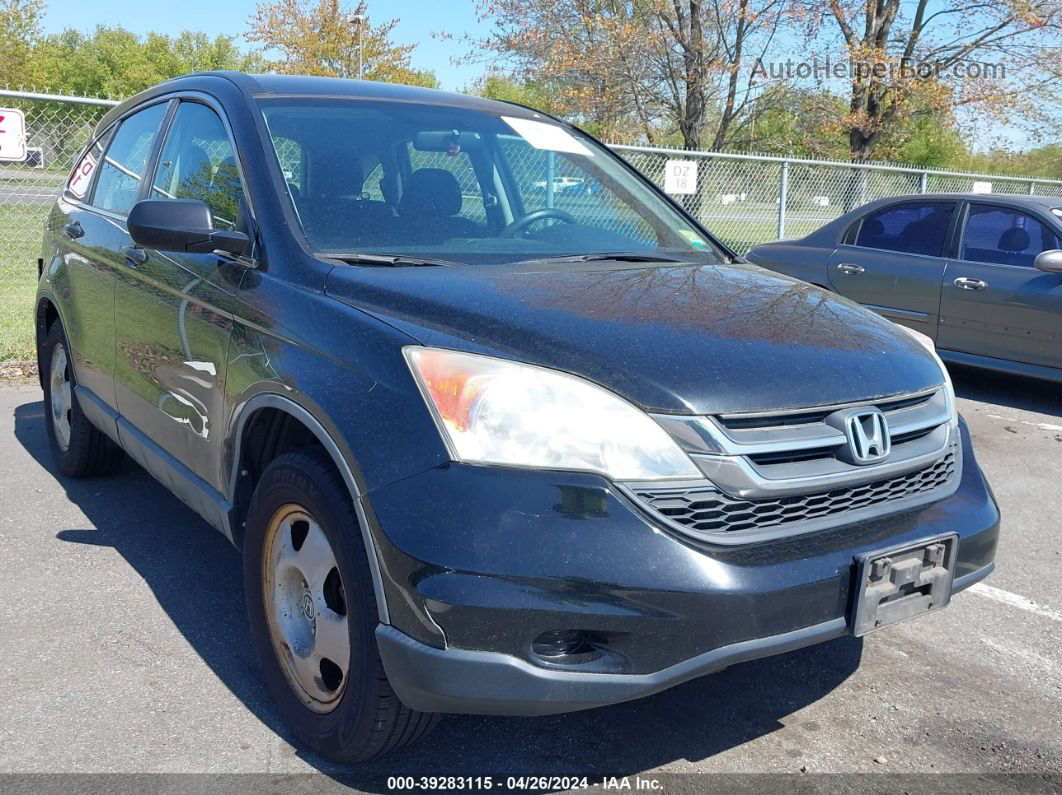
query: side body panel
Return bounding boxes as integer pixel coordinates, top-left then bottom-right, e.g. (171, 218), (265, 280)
(826, 244), (947, 338)
(41, 200), (121, 408)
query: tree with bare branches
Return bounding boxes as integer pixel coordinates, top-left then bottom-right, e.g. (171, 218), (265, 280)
(809, 0), (1062, 160)
(470, 0), (791, 150)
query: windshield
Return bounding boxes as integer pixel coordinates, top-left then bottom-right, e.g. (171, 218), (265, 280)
(258, 97), (726, 265)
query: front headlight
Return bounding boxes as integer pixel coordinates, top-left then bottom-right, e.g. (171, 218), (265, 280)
(404, 347), (701, 480)
(898, 326), (958, 429)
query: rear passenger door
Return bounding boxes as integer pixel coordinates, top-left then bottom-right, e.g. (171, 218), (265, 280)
(53, 102), (168, 412)
(826, 200), (958, 338)
(938, 202), (1062, 369)
(113, 98), (250, 490)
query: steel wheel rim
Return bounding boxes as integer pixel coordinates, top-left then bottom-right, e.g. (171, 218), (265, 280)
(262, 504), (350, 713)
(49, 343), (72, 451)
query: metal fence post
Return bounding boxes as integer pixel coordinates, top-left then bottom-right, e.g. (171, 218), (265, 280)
(1029, 181), (1036, 195)
(777, 159), (789, 239)
(920, 172), (928, 193)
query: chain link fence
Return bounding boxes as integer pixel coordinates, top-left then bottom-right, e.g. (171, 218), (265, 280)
(2, 88), (1061, 362)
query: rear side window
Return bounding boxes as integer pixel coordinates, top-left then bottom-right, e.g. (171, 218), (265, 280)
(66, 127), (114, 200)
(91, 103), (167, 214)
(855, 201), (955, 257)
(151, 102), (246, 231)
(961, 204), (1060, 267)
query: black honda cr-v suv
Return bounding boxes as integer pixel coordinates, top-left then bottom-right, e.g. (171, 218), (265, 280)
(35, 72), (999, 761)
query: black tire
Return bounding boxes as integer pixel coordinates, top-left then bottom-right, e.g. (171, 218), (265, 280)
(41, 321), (123, 477)
(243, 448), (439, 762)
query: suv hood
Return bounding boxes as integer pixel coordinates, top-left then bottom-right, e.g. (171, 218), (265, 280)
(325, 260), (944, 415)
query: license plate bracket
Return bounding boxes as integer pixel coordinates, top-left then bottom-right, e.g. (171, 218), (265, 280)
(851, 534), (958, 637)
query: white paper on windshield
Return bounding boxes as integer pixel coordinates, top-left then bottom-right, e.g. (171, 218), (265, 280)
(502, 116), (594, 157)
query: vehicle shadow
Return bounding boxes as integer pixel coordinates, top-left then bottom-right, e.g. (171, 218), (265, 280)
(949, 363), (1062, 418)
(14, 398), (863, 781)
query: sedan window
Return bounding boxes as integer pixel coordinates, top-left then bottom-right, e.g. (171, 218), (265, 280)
(962, 204), (1060, 267)
(855, 201), (955, 257)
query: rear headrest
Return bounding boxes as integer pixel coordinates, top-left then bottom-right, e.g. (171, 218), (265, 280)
(398, 168), (462, 217)
(998, 227), (1030, 252)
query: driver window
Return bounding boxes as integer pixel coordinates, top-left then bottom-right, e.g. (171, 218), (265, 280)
(151, 102), (246, 231)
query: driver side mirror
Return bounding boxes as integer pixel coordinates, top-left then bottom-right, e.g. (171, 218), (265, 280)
(128, 199), (249, 256)
(1034, 249), (1062, 274)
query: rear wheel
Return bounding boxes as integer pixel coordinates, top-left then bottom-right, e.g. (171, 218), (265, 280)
(41, 321), (122, 477)
(243, 449), (438, 761)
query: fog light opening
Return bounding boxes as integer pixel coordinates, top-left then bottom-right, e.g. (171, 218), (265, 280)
(532, 629), (591, 658)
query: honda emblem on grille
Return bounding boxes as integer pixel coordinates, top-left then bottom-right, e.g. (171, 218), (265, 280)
(843, 408), (891, 465)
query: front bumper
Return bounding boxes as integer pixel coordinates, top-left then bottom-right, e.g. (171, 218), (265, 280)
(377, 563), (991, 716)
(365, 418), (999, 715)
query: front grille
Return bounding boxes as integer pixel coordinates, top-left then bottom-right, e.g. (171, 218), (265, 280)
(716, 390), (935, 430)
(630, 453), (956, 540)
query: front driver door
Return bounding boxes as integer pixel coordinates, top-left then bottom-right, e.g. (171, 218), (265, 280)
(938, 201), (1062, 370)
(826, 200), (958, 339)
(113, 98), (250, 492)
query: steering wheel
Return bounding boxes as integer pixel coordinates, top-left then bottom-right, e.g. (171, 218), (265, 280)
(500, 208), (577, 238)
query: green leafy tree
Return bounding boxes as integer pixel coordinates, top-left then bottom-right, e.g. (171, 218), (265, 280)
(247, 0), (438, 86)
(28, 26), (265, 97)
(0, 0), (44, 88)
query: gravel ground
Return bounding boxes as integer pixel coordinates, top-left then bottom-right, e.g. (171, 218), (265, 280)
(0, 366), (1060, 791)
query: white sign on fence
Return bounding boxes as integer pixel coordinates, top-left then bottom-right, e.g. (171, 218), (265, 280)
(971, 181), (992, 194)
(664, 159), (697, 195)
(0, 108), (27, 162)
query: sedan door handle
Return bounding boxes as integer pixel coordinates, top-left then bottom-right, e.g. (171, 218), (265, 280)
(63, 221), (84, 240)
(836, 263), (865, 275)
(953, 276), (988, 291)
(121, 245), (147, 267)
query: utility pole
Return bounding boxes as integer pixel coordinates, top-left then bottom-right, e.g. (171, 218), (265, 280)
(349, 13), (367, 79)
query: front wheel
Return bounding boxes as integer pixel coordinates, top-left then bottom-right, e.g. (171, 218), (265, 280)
(242, 449), (438, 761)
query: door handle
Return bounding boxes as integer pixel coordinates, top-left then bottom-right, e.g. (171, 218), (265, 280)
(836, 263), (865, 275)
(63, 221), (84, 240)
(121, 245), (147, 267)
(953, 276), (988, 291)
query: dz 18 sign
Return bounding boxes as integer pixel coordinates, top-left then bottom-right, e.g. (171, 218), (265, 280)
(664, 159), (697, 195)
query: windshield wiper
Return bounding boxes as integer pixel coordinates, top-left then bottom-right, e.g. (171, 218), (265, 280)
(517, 251), (696, 265)
(332, 253), (459, 267)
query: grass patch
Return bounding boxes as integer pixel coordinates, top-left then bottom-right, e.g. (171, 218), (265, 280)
(0, 201), (48, 361)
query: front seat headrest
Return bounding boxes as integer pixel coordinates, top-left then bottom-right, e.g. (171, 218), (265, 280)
(398, 168), (462, 217)
(998, 227), (1030, 252)
(314, 150), (364, 199)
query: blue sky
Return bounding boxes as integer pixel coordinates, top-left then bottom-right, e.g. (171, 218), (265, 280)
(39, 0), (492, 92)
(36, 0), (1037, 151)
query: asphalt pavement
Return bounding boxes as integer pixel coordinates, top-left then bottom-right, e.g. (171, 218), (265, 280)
(0, 366), (1060, 789)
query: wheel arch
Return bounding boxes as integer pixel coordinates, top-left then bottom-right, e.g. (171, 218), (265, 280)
(34, 294), (63, 388)
(227, 392), (391, 625)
